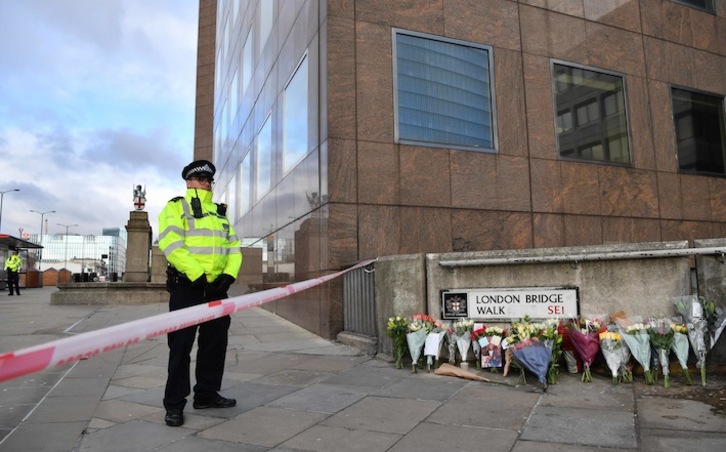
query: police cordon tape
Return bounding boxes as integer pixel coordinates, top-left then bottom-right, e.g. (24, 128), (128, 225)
(0, 259), (376, 383)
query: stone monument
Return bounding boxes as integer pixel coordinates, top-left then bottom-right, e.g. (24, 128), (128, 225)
(51, 184), (166, 304)
(124, 185), (152, 282)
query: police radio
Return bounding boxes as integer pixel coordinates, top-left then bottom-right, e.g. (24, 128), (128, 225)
(191, 189), (204, 218)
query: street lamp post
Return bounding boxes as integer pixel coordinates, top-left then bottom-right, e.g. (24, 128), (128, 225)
(0, 188), (20, 232)
(58, 223), (78, 273)
(30, 209), (55, 272)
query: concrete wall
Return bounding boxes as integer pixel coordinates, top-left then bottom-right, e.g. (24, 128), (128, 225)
(374, 254), (427, 356)
(426, 242), (692, 319)
(373, 241), (724, 360)
(695, 238), (726, 362)
(51, 283), (167, 305)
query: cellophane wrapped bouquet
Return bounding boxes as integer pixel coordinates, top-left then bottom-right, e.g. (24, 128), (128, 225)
(617, 317), (654, 384)
(568, 316), (607, 382)
(646, 318), (675, 388)
(406, 314), (437, 373)
(669, 321), (692, 385)
(599, 323), (630, 384)
(673, 295), (726, 386)
(386, 315), (409, 369)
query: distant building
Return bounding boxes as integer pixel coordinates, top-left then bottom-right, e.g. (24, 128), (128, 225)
(29, 230), (127, 277)
(196, 0), (726, 338)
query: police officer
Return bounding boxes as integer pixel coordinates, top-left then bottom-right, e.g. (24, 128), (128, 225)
(158, 159), (242, 427)
(4, 249), (22, 296)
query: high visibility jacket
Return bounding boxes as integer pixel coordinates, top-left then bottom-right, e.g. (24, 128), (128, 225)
(4, 254), (21, 272)
(158, 188), (242, 283)
(5, 254), (23, 272)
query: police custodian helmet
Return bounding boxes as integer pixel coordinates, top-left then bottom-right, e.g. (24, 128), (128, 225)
(182, 160), (216, 180)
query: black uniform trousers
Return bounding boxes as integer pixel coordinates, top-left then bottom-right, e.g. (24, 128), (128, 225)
(163, 284), (230, 411)
(6, 270), (20, 295)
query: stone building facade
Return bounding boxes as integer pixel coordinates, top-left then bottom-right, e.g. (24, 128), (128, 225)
(194, 0), (726, 338)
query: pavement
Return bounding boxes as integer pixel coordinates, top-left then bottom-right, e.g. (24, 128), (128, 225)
(0, 286), (725, 452)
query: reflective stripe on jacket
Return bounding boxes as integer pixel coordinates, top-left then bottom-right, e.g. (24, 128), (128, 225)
(158, 188), (242, 282)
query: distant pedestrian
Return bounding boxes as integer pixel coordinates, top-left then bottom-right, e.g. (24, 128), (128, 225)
(158, 159), (242, 427)
(4, 249), (22, 296)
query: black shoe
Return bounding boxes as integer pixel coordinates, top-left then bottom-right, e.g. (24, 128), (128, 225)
(8, 294), (13, 296)
(165, 409), (184, 427)
(193, 395), (237, 409)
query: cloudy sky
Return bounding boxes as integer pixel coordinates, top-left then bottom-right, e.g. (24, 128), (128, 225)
(0, 0), (199, 240)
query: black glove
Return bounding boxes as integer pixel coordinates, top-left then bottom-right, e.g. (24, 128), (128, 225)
(190, 274), (207, 288)
(210, 274), (235, 294)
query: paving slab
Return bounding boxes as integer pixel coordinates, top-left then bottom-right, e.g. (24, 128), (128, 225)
(639, 427), (726, 452)
(266, 383), (368, 412)
(92, 399), (163, 423)
(199, 406), (328, 447)
(427, 381), (539, 430)
(520, 405), (637, 449)
(155, 434), (267, 452)
(22, 395), (99, 423)
(231, 352), (310, 374)
(76, 419), (190, 452)
(172, 380), (301, 420)
(389, 421), (518, 452)
(280, 424), (402, 452)
(372, 372), (469, 401)
(253, 368), (334, 387)
(540, 372), (635, 410)
(636, 395), (726, 432)
(0, 420), (87, 452)
(321, 396), (440, 434)
(288, 354), (371, 372)
(512, 440), (634, 452)
(320, 364), (403, 391)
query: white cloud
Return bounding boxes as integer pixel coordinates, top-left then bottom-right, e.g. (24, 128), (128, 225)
(0, 0), (198, 240)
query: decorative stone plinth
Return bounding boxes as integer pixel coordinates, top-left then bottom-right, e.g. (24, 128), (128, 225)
(124, 211), (151, 282)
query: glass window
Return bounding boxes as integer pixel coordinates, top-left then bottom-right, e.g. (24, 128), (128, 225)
(259, 0), (273, 56)
(230, 68), (238, 120)
(552, 62), (631, 164)
(226, 173), (237, 224)
(256, 115), (272, 201)
(672, 0), (715, 13)
(283, 55), (308, 174)
(393, 30), (496, 151)
(239, 151), (251, 215)
(242, 29), (252, 94)
(672, 88), (726, 175)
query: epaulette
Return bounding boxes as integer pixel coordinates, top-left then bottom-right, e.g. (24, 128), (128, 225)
(169, 196), (184, 202)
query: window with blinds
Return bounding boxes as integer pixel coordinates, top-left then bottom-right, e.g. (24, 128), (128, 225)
(393, 30), (496, 152)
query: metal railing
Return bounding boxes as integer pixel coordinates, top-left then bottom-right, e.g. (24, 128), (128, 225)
(342, 262), (377, 338)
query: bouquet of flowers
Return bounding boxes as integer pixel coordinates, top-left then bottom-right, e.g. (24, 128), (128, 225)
(512, 337), (552, 390)
(599, 325), (627, 384)
(670, 321), (692, 385)
(452, 319), (474, 368)
(533, 319), (562, 385)
(568, 317), (606, 382)
(618, 319), (654, 384)
(504, 319), (536, 379)
(647, 319), (675, 388)
(673, 295), (726, 386)
(423, 319), (447, 372)
(406, 314), (436, 373)
(386, 315), (409, 369)
(471, 327), (487, 369)
(558, 320), (580, 374)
